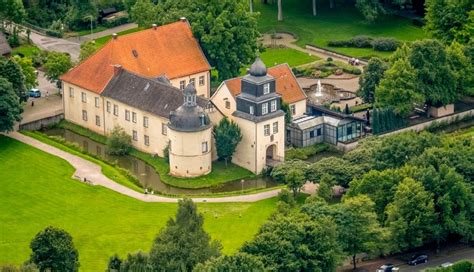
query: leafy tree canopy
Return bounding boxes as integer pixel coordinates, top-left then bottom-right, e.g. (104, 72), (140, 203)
(13, 56), (37, 91)
(194, 253), (265, 272)
(43, 52), (73, 88)
(29, 226), (79, 272)
(79, 41), (97, 62)
(358, 57), (387, 104)
(306, 157), (363, 187)
(213, 117), (242, 165)
(0, 57), (27, 102)
(0, 77), (22, 132)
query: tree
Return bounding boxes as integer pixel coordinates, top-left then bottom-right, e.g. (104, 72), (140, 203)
(79, 41), (97, 62)
(271, 159), (308, 183)
(375, 58), (423, 117)
(29, 226), (79, 272)
(106, 254), (122, 272)
(119, 251), (153, 272)
(346, 168), (404, 222)
(316, 173), (334, 202)
(424, 0), (472, 44)
(149, 199), (221, 271)
(355, 0), (385, 23)
(281, 101), (292, 124)
(149, 0), (260, 80)
(385, 178), (436, 252)
(277, 0), (283, 21)
(213, 118), (242, 166)
(242, 212), (342, 272)
(12, 56), (37, 91)
(0, 0), (26, 23)
(306, 157), (363, 187)
(446, 41), (473, 96)
(285, 167), (306, 197)
(65, 0), (98, 30)
(130, 0), (157, 28)
(0, 77), (22, 132)
(358, 57), (387, 104)
(106, 126), (132, 155)
(0, 57), (27, 101)
(44, 52), (72, 89)
(409, 39), (457, 107)
(194, 253), (265, 272)
(336, 196), (386, 269)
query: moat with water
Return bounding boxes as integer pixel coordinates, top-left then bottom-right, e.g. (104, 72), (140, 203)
(43, 128), (278, 195)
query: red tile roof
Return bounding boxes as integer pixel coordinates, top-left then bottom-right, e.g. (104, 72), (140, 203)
(224, 64), (306, 104)
(61, 20), (210, 93)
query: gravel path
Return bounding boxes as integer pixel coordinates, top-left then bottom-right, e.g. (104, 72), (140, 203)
(5, 132), (282, 203)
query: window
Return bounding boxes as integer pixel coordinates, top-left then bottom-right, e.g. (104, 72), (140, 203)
(162, 123), (167, 135)
(189, 78), (195, 86)
(310, 130), (315, 138)
(95, 97), (100, 108)
(143, 116), (149, 128)
(317, 128), (322, 136)
(144, 135), (150, 146)
(273, 121), (278, 133)
(81, 92), (87, 103)
(132, 112), (137, 123)
(264, 124), (270, 136)
(113, 105), (118, 116)
(69, 87), (74, 97)
(249, 105), (254, 115)
(263, 83), (270, 94)
(82, 110), (88, 121)
(180, 80), (185, 90)
(225, 101), (230, 109)
(132, 130), (137, 141)
(199, 76), (205, 86)
(290, 104), (296, 115)
(106, 101), (111, 113)
(262, 103), (268, 115)
(202, 141), (208, 153)
(271, 100), (277, 112)
(125, 110), (130, 121)
(95, 115), (100, 126)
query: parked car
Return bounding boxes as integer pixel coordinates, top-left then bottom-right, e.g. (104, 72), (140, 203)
(408, 254), (428, 265)
(28, 89), (41, 98)
(377, 263), (395, 272)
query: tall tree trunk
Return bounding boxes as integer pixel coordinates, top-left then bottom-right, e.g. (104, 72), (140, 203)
(352, 254), (357, 270)
(277, 0), (283, 21)
(330, 0), (334, 8)
(312, 0), (317, 16)
(250, 0), (254, 13)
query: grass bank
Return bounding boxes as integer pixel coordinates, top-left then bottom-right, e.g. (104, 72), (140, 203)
(94, 27), (142, 47)
(255, 0), (426, 59)
(0, 135), (277, 271)
(54, 121), (256, 189)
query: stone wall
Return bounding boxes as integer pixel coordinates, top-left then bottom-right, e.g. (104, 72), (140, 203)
(19, 114), (64, 131)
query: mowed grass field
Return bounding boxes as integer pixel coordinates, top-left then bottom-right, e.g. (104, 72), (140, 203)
(255, 0), (427, 58)
(0, 136), (277, 271)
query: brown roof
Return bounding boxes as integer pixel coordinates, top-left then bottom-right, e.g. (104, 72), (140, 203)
(61, 20), (210, 94)
(224, 64), (306, 104)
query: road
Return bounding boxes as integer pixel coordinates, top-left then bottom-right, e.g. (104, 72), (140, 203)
(401, 247), (474, 271)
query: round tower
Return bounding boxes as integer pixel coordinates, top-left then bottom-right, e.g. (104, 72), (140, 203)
(168, 84), (212, 177)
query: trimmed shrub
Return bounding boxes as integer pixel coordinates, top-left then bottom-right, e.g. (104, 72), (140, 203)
(342, 66), (362, 75)
(327, 57), (333, 62)
(106, 126), (132, 155)
(327, 40), (351, 47)
(350, 35), (373, 48)
(372, 38), (400, 51)
(45, 29), (63, 38)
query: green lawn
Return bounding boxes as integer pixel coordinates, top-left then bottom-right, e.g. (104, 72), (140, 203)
(94, 27), (142, 47)
(0, 135), (277, 271)
(255, 0), (427, 58)
(75, 26), (108, 37)
(11, 44), (40, 58)
(260, 47), (320, 67)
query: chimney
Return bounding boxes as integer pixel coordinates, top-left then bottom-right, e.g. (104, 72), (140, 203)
(113, 64), (122, 76)
(180, 17), (187, 22)
(112, 33), (118, 40)
(152, 24), (157, 30)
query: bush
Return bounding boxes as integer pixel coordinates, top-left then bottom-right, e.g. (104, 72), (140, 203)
(372, 38), (400, 51)
(45, 29), (63, 38)
(326, 57), (333, 62)
(7, 34), (20, 48)
(31, 50), (49, 67)
(286, 144), (330, 160)
(350, 35), (373, 48)
(425, 260), (473, 272)
(342, 65), (362, 75)
(106, 126), (132, 155)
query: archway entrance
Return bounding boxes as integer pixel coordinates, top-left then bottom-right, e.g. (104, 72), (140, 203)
(265, 144), (278, 166)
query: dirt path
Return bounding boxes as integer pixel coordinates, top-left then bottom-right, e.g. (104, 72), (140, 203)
(5, 132), (283, 203)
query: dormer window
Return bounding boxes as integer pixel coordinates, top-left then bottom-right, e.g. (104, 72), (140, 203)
(263, 83), (270, 95)
(271, 100), (277, 112)
(249, 105), (254, 115)
(262, 103), (268, 115)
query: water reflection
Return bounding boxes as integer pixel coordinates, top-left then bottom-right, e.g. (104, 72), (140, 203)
(43, 128), (278, 195)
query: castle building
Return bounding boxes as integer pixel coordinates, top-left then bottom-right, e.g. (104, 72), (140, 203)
(230, 58), (286, 173)
(168, 84), (213, 177)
